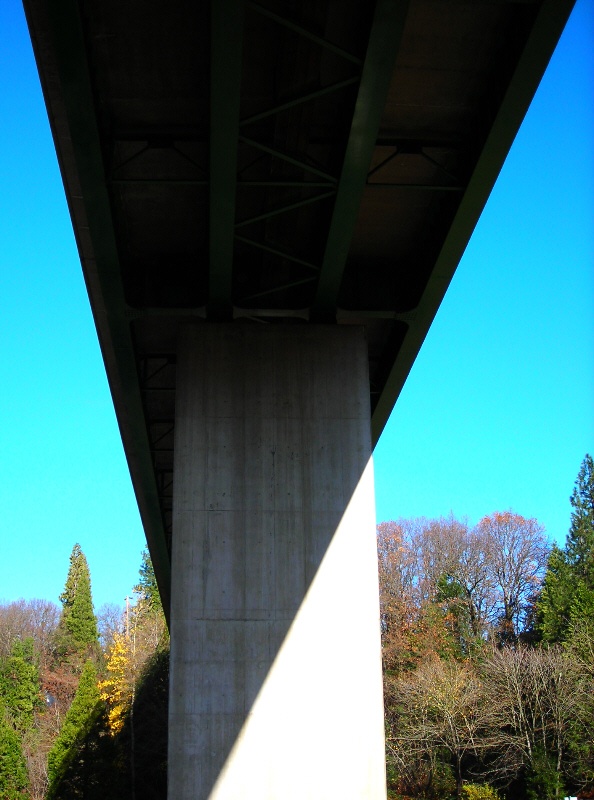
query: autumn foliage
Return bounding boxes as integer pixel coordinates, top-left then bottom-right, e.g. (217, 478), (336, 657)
(0, 546), (168, 799)
(1, 458), (593, 799)
(381, 459), (594, 799)
(98, 634), (133, 735)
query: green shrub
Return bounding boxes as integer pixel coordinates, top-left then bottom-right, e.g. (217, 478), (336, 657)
(525, 749), (565, 800)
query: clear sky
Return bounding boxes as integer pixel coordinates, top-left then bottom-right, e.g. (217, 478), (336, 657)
(374, 0), (594, 540)
(0, 0), (592, 612)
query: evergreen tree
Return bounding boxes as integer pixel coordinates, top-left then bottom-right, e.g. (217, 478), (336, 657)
(0, 709), (30, 799)
(56, 544), (99, 661)
(539, 455), (594, 642)
(134, 548), (163, 614)
(566, 454), (594, 583)
(133, 548), (168, 655)
(538, 545), (573, 643)
(0, 637), (41, 734)
(46, 659), (102, 798)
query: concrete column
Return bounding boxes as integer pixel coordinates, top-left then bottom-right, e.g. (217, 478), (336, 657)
(168, 324), (386, 799)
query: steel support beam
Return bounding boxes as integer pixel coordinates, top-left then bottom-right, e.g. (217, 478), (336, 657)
(208, 0), (244, 319)
(246, 1), (363, 65)
(33, 0), (172, 616)
(239, 136), (337, 183)
(235, 191), (335, 228)
(370, 0), (576, 445)
(234, 234), (319, 271)
(240, 77), (359, 127)
(238, 275), (317, 304)
(312, 0), (410, 318)
(238, 180), (335, 188)
(366, 183), (464, 191)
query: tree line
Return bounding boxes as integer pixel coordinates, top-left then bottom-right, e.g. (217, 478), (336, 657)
(1, 455), (592, 799)
(381, 455), (594, 799)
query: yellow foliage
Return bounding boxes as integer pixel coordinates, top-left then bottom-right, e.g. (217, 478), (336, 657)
(98, 633), (133, 735)
(462, 784), (500, 800)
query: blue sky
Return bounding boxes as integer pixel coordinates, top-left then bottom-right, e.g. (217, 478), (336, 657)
(1, 0), (592, 612)
(374, 0), (594, 539)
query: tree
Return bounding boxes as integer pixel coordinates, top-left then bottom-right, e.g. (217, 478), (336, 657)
(481, 645), (589, 798)
(0, 618), (58, 800)
(447, 526), (498, 643)
(377, 520), (421, 673)
(131, 549), (168, 665)
(39, 646), (170, 800)
(55, 544), (99, 663)
(98, 633), (133, 736)
(0, 709), (30, 799)
(539, 455), (594, 643)
(566, 454), (594, 580)
(0, 598), (60, 669)
(46, 660), (102, 798)
(434, 573), (474, 658)
(475, 512), (548, 642)
(386, 644), (591, 799)
(378, 518), (469, 673)
(563, 614), (594, 788)
(538, 546), (574, 643)
(377, 512), (549, 668)
(386, 656), (502, 799)
(96, 603), (124, 653)
(0, 637), (41, 734)
(134, 549), (163, 616)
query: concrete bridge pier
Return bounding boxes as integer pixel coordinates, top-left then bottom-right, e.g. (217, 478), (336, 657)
(168, 324), (386, 799)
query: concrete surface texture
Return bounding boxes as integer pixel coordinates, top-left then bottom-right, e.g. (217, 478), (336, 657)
(168, 324), (386, 799)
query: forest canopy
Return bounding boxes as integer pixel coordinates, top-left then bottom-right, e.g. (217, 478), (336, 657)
(381, 455), (594, 799)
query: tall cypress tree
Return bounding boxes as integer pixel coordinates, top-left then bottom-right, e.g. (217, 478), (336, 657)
(56, 544), (99, 661)
(539, 455), (594, 642)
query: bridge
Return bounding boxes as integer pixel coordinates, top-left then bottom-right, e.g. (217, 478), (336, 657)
(23, 0), (573, 796)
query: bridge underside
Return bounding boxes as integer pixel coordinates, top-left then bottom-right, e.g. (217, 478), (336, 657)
(24, 0), (573, 611)
(23, 0), (573, 795)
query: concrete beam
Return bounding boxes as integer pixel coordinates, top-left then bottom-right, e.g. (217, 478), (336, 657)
(168, 324), (386, 799)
